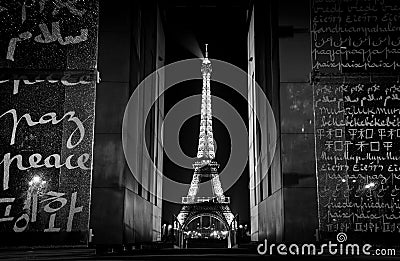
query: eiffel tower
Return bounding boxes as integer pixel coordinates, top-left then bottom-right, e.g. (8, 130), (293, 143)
(176, 45), (235, 241)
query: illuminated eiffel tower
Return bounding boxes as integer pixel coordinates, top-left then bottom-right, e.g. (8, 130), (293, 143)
(177, 45), (235, 237)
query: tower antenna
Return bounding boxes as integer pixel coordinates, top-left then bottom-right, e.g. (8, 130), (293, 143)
(205, 44), (208, 58)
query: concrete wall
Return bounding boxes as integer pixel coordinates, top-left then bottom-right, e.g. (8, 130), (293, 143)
(278, 0), (318, 243)
(248, 0), (319, 243)
(90, 0), (164, 246)
(248, 0), (284, 243)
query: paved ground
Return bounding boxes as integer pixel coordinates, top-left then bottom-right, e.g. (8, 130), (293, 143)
(1, 248), (400, 260)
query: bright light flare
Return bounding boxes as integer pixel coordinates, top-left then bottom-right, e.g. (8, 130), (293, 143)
(365, 182), (375, 189)
(32, 176), (41, 183)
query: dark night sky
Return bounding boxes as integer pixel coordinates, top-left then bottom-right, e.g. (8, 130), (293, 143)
(160, 1), (251, 225)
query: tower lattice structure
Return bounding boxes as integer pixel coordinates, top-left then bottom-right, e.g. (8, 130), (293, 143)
(177, 45), (234, 229)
